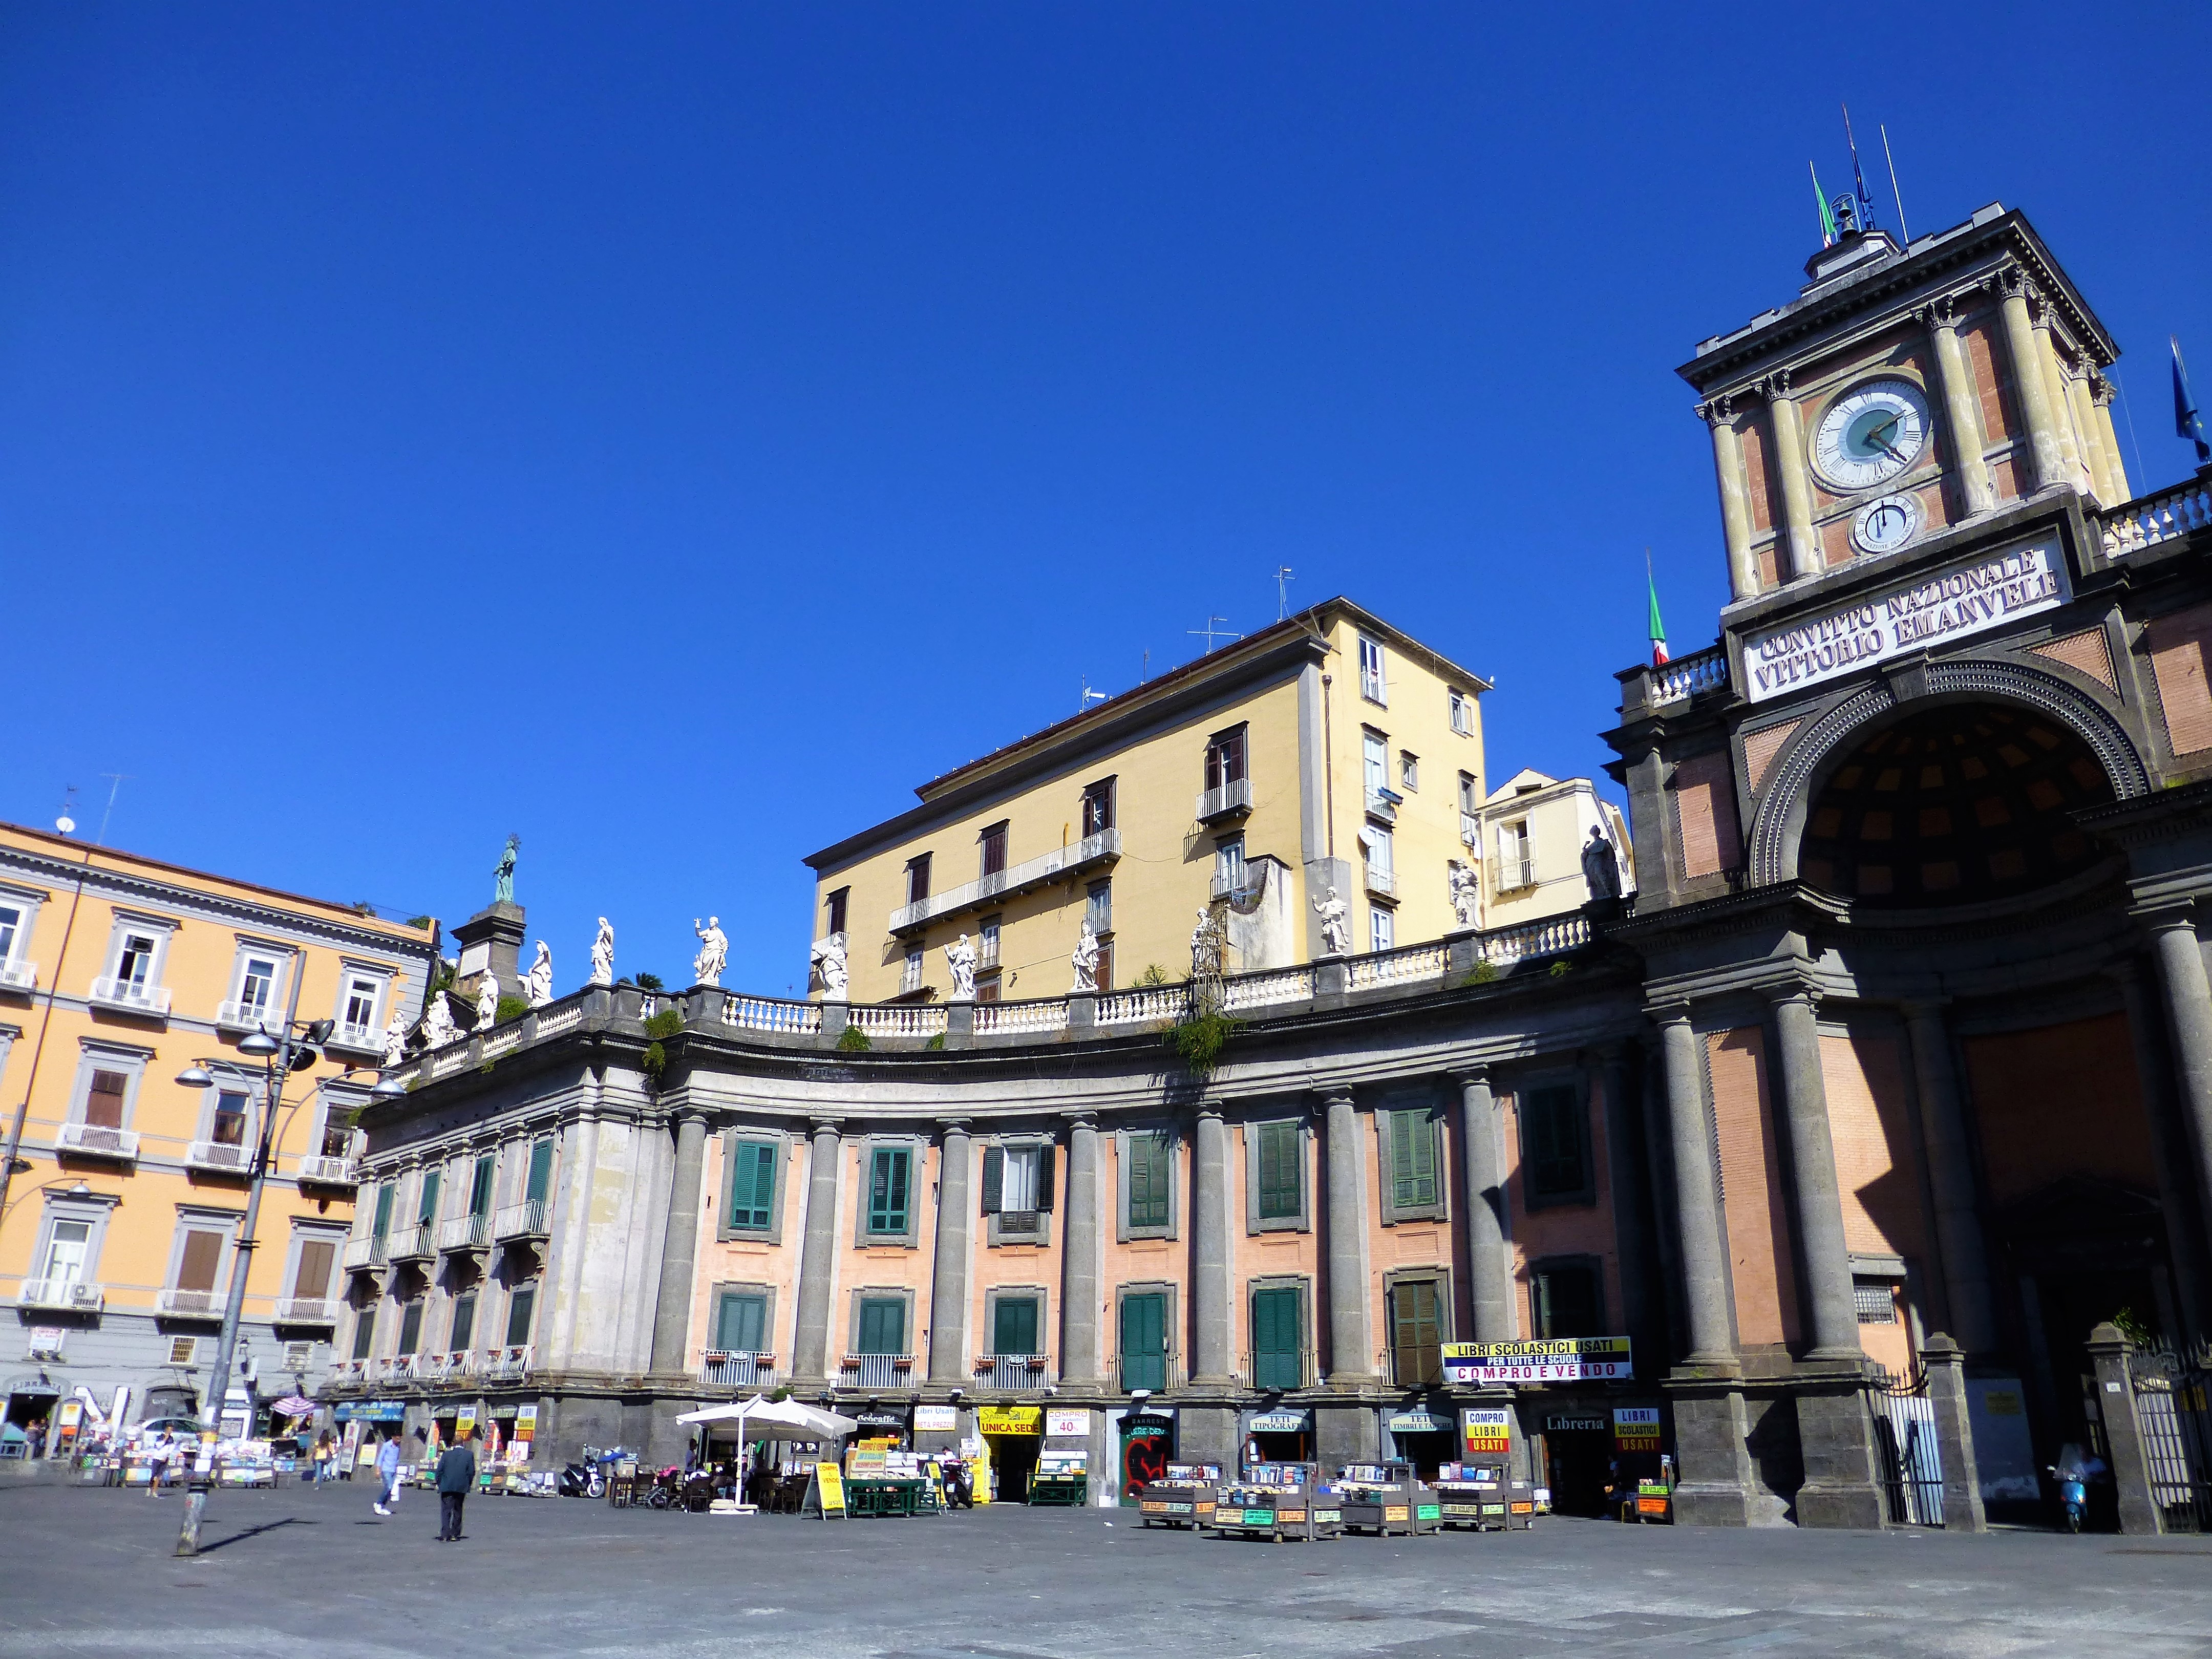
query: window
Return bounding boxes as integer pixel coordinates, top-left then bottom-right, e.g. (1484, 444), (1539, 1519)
(980, 822), (1009, 882)
(1363, 731), (1389, 802)
(1387, 1109), (1439, 1210)
(397, 1298), (424, 1355)
(416, 1169), (442, 1227)
(114, 931), (159, 992)
(902, 947), (924, 995)
(318, 1102), (353, 1160)
(340, 974), (382, 1037)
(526, 1140), (555, 1204)
(450, 1290), (477, 1352)
(1370, 907), (1394, 953)
(1855, 1279), (1900, 1323)
(1125, 1130), (1172, 1233)
(82, 1068), (129, 1129)
(979, 915), (1002, 970)
(351, 1306), (377, 1361)
(174, 1224), (225, 1293)
(1389, 1278), (1444, 1386)
(857, 1296), (905, 1355)
(468, 1155), (495, 1218)
(1204, 726), (1248, 795)
(1450, 687), (1474, 736)
(1093, 937), (1114, 993)
(716, 1290), (768, 1352)
(1459, 773), (1480, 844)
(504, 1283), (538, 1347)
(1520, 1083), (1590, 1202)
(1120, 1291), (1168, 1391)
(1081, 778), (1116, 839)
(210, 1090), (249, 1147)
(1399, 752), (1419, 792)
(983, 1142), (1055, 1240)
(824, 887), (848, 939)
(975, 977), (1000, 1004)
(1358, 635), (1387, 704)
(1496, 820), (1534, 890)
(992, 1294), (1040, 1357)
(867, 1146), (911, 1236)
(1215, 834), (1246, 893)
(371, 1182), (396, 1239)
(1086, 880), (1112, 935)
(233, 954), (281, 1024)
(1363, 821), (1393, 882)
(1256, 1122), (1302, 1222)
(905, 855), (932, 907)
(1251, 1285), (1303, 1390)
(1530, 1261), (1602, 1338)
(0, 901), (25, 967)
(38, 1218), (92, 1284)
(292, 1238), (335, 1302)
(726, 1141), (777, 1231)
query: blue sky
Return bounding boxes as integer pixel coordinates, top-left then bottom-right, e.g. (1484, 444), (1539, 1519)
(6, 4), (2208, 996)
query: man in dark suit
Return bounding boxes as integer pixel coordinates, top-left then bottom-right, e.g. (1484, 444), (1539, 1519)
(435, 1428), (477, 1542)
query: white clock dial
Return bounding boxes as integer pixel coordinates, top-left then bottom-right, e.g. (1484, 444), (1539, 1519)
(1851, 493), (1921, 555)
(1812, 377), (1931, 493)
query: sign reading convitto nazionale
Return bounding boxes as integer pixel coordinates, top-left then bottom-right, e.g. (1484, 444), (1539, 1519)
(1440, 1337), (1632, 1385)
(1741, 536), (2068, 703)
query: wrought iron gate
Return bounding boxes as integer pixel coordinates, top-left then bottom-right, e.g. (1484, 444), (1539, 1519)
(2131, 1342), (2212, 1533)
(1868, 1370), (1945, 1527)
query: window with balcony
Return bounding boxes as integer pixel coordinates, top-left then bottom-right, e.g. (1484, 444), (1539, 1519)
(209, 1089), (250, 1150)
(978, 915), (1002, 971)
(866, 1145), (911, 1238)
(901, 947), (923, 995)
(1530, 1259), (1603, 1338)
(1363, 730), (1389, 805)
(1081, 778), (1116, 838)
(1389, 1277), (1445, 1385)
(467, 1155), (495, 1225)
(856, 1295), (905, 1355)
(397, 1298), (424, 1356)
(1520, 1082), (1592, 1204)
(1370, 906), (1394, 952)
(1360, 821), (1393, 898)
(1358, 635), (1388, 705)
(230, 952), (283, 1029)
(450, 1289), (477, 1352)
(991, 1292), (1040, 1357)
(725, 1139), (777, 1236)
(416, 1169), (442, 1229)
(112, 930), (161, 996)
(80, 1066), (130, 1130)
(1214, 834), (1246, 897)
(1119, 1289), (1169, 1391)
(526, 1138), (554, 1205)
(979, 822), (1009, 884)
(1400, 752), (1419, 792)
(1252, 1120), (1304, 1227)
(983, 1142), (1054, 1241)
(716, 1289), (767, 1352)
(905, 854), (931, 908)
(36, 1217), (92, 1286)
(1495, 818), (1535, 892)
(0, 894), (35, 985)
(1200, 726), (1250, 820)
(338, 973), (384, 1043)
(1459, 773), (1480, 845)
(316, 1096), (356, 1160)
(504, 1283), (538, 1347)
(371, 1181), (396, 1240)
(1450, 687), (1474, 736)
(291, 1237), (335, 1305)
(1250, 1284), (1304, 1390)
(169, 1220), (228, 1306)
(824, 887), (848, 939)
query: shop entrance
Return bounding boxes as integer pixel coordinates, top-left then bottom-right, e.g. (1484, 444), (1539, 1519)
(1543, 1414), (1611, 1517)
(1243, 1410), (1314, 1471)
(987, 1433), (1039, 1502)
(1119, 1413), (1174, 1505)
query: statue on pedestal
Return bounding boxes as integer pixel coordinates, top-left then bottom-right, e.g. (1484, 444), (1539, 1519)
(1448, 861), (1479, 929)
(811, 931), (849, 997)
(944, 934), (977, 1001)
(589, 917), (615, 987)
(493, 834), (520, 904)
(693, 916), (728, 987)
(525, 941), (554, 1008)
(420, 988), (459, 1051)
(475, 970), (501, 1031)
(1189, 908), (1224, 980)
(1071, 917), (1101, 992)
(381, 1013), (409, 1069)
(1312, 885), (1351, 956)
(1581, 825), (1623, 900)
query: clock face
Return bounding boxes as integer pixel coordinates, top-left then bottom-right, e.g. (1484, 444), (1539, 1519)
(1813, 377), (1931, 493)
(1851, 493), (1921, 556)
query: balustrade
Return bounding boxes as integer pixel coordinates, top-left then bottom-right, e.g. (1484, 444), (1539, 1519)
(2101, 478), (2212, 559)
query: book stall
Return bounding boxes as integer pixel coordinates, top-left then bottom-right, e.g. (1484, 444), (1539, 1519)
(1204, 1462), (1341, 1544)
(1433, 1408), (1535, 1530)
(1136, 1462), (1221, 1530)
(1334, 1461), (1439, 1537)
(1031, 1408), (1092, 1506)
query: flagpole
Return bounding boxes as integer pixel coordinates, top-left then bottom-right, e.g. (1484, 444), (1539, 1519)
(1880, 124), (1909, 241)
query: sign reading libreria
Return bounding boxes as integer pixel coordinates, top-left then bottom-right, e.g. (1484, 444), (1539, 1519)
(1440, 1337), (1632, 1385)
(1742, 537), (2068, 703)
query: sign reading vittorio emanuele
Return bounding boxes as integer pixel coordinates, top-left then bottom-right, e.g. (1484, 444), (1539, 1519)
(1742, 537), (2068, 703)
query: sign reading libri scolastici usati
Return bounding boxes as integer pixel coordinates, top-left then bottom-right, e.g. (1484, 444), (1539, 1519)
(1741, 536), (2067, 703)
(1440, 1337), (1632, 1385)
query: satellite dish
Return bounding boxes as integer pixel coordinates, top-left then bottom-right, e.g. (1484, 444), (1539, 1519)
(54, 816), (74, 835)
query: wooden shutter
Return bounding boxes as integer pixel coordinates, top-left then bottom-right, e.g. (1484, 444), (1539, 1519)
(504, 1284), (537, 1347)
(177, 1229), (223, 1292)
(1129, 1133), (1168, 1229)
(993, 1296), (1037, 1356)
(869, 1147), (909, 1234)
(729, 1143), (774, 1230)
(85, 1070), (127, 1128)
(450, 1292), (477, 1352)
(717, 1292), (766, 1353)
(860, 1298), (904, 1355)
(1391, 1281), (1442, 1385)
(292, 1239), (334, 1299)
(1258, 1122), (1300, 1220)
(470, 1156), (496, 1218)
(372, 1183), (395, 1237)
(351, 1307), (377, 1361)
(980, 1145), (1004, 1214)
(1391, 1111), (1436, 1208)
(397, 1300), (423, 1355)
(526, 1140), (554, 1203)
(1252, 1287), (1300, 1389)
(1035, 1143), (1056, 1211)
(1120, 1293), (1166, 1391)
(417, 1169), (441, 1226)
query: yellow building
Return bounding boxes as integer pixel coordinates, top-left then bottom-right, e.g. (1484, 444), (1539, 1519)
(1473, 768), (1637, 928)
(805, 599), (1493, 1005)
(0, 821), (439, 1443)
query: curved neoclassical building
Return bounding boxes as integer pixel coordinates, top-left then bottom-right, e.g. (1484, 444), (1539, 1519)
(330, 201), (2212, 1529)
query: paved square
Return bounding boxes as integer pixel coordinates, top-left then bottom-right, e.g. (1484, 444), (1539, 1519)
(4, 1483), (2211, 1656)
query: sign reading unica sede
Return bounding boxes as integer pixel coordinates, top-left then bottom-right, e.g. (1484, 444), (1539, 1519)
(1741, 536), (2068, 703)
(1441, 1336), (1632, 1385)
(976, 1406), (1043, 1435)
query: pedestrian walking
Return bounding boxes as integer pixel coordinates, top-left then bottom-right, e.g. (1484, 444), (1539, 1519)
(372, 1433), (401, 1516)
(435, 1428), (477, 1542)
(314, 1430), (334, 1486)
(27, 1418), (47, 1460)
(145, 1432), (170, 1499)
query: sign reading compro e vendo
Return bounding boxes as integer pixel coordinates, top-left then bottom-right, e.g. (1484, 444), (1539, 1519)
(1441, 1337), (1632, 1385)
(1740, 536), (2068, 703)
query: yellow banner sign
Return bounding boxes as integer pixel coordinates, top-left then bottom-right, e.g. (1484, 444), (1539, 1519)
(977, 1406), (1043, 1435)
(817, 1460), (846, 1515)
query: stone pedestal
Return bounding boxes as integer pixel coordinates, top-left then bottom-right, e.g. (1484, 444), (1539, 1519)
(451, 901), (525, 1001)
(1444, 927), (1478, 979)
(1314, 958), (1348, 1004)
(1316, 1401), (1380, 1467)
(1666, 1374), (1756, 1526)
(818, 999), (849, 1041)
(1921, 1334), (1987, 1532)
(1067, 992), (1096, 1032)
(2086, 1322), (2164, 1535)
(946, 1000), (975, 1046)
(1791, 1368), (1887, 1529)
(1175, 1403), (1239, 1470)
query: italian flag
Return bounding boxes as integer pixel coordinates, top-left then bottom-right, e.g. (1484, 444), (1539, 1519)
(1647, 566), (1669, 666)
(1811, 162), (1837, 246)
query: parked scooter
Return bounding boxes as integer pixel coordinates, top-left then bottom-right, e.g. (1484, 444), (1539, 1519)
(2049, 1443), (2107, 1534)
(938, 1456), (975, 1510)
(558, 1443), (628, 1498)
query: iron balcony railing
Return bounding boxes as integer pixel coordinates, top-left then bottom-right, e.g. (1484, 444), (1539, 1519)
(839, 1353), (914, 1390)
(156, 1288), (224, 1319)
(889, 830), (1122, 933)
(215, 998), (281, 1034)
(1115, 1351), (1182, 1393)
(297, 1155), (358, 1187)
(19, 1279), (104, 1313)
(701, 1352), (777, 1389)
(386, 1224), (434, 1264)
(88, 975), (172, 1017)
(54, 1122), (138, 1161)
(274, 1297), (337, 1325)
(186, 1139), (253, 1175)
(438, 1215), (492, 1254)
(1195, 779), (1254, 823)
(1246, 1347), (1317, 1392)
(341, 1236), (387, 1272)
(974, 1354), (1054, 1390)
(493, 1201), (550, 1242)
(0, 959), (36, 991)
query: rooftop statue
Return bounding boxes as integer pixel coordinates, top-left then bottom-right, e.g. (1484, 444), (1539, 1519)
(589, 917), (615, 987)
(693, 916), (728, 988)
(525, 941), (554, 1008)
(1581, 824), (1622, 900)
(493, 834), (520, 905)
(1312, 885), (1350, 956)
(1449, 860), (1479, 928)
(1071, 917), (1101, 992)
(475, 970), (501, 1031)
(944, 933), (977, 1001)
(811, 930), (849, 997)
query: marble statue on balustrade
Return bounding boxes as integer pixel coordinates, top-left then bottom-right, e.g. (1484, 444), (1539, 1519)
(381, 1013), (409, 1069)
(693, 916), (728, 987)
(475, 970), (501, 1031)
(1449, 860), (1479, 929)
(493, 834), (520, 904)
(1189, 908), (1225, 980)
(811, 930), (849, 998)
(1581, 825), (1622, 900)
(525, 941), (554, 1008)
(1312, 886), (1351, 956)
(420, 987), (460, 1051)
(945, 933), (978, 1001)
(589, 917), (615, 987)
(1071, 917), (1101, 992)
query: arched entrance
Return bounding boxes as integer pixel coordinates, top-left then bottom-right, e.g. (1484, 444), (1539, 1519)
(1794, 703), (2117, 905)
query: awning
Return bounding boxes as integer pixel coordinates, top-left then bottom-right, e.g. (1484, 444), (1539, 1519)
(676, 1396), (858, 1441)
(271, 1395), (318, 1416)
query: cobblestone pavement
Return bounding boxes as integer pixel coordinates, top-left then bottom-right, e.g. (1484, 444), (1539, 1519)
(4, 1482), (2211, 1656)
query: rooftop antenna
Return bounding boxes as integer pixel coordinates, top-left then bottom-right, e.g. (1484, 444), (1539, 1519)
(1187, 615), (1242, 654)
(1841, 102), (1878, 232)
(1078, 676), (1109, 713)
(54, 784), (79, 837)
(1141, 648), (1150, 683)
(1879, 123), (1909, 242)
(1272, 566), (1295, 621)
(94, 774), (131, 846)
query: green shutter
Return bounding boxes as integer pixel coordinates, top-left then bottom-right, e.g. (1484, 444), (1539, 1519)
(526, 1139), (554, 1203)
(505, 1284), (537, 1347)
(417, 1169), (441, 1227)
(1252, 1287), (1300, 1390)
(716, 1292), (767, 1352)
(859, 1297), (904, 1355)
(372, 1183), (394, 1238)
(729, 1142), (775, 1231)
(1035, 1143), (1056, 1211)
(1120, 1293), (1166, 1391)
(980, 1145), (1004, 1214)
(398, 1300), (423, 1355)
(1129, 1133), (1169, 1230)
(1390, 1280), (1441, 1385)
(1392, 1111), (1436, 1208)
(351, 1307), (377, 1360)
(993, 1296), (1038, 1356)
(869, 1147), (910, 1235)
(450, 1291), (477, 1353)
(470, 1156), (495, 1218)
(1258, 1122), (1300, 1220)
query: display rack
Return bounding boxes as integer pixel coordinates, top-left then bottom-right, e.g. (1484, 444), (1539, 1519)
(1137, 1463), (1220, 1530)
(1432, 1461), (1536, 1530)
(1204, 1463), (1341, 1543)
(1334, 1460), (1439, 1536)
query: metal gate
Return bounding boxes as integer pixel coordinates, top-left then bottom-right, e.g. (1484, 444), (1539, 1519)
(2131, 1342), (2212, 1533)
(1868, 1370), (1945, 1527)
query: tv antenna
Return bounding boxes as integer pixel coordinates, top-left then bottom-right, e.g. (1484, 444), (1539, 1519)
(95, 774), (132, 846)
(1272, 566), (1295, 620)
(54, 784), (79, 837)
(1187, 615), (1242, 654)
(1078, 677), (1109, 713)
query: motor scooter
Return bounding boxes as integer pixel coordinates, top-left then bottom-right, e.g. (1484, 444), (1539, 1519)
(2048, 1463), (2088, 1533)
(939, 1456), (975, 1510)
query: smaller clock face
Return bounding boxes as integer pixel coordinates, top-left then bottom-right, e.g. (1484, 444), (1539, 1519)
(1851, 493), (1921, 555)
(1813, 378), (1931, 492)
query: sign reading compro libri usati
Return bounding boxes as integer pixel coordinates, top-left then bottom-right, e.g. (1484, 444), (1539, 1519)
(1741, 536), (2068, 703)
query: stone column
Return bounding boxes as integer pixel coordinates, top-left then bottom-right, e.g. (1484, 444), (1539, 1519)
(1320, 1088), (1376, 1385)
(2035, 321), (2087, 492)
(1767, 988), (1861, 1361)
(791, 1117), (843, 1386)
(1924, 298), (1995, 515)
(927, 1120), (972, 1385)
(1919, 1334), (1987, 1532)
(1998, 268), (2064, 491)
(2092, 375), (2132, 501)
(2068, 370), (2121, 505)
(1901, 1002), (1998, 1355)
(1455, 1068), (1513, 1342)
(1599, 1044), (1660, 1362)
(1765, 375), (1819, 582)
(1190, 1108), (1233, 1384)
(647, 1111), (710, 1375)
(1059, 1113), (1103, 1386)
(2113, 961), (2208, 1337)
(2085, 1323), (2164, 1536)
(2147, 913), (2212, 1285)
(1700, 396), (1759, 599)
(1655, 1008), (1734, 1365)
